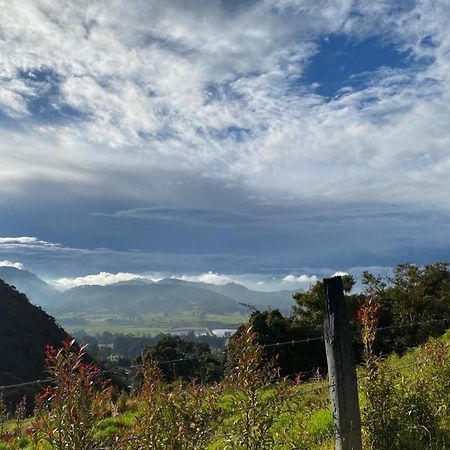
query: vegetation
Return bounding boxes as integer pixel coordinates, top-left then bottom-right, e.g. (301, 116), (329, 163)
(235, 263), (450, 377)
(139, 335), (223, 382)
(1, 322), (450, 449)
(2, 262), (450, 449)
(358, 290), (450, 449)
(0, 281), (69, 413)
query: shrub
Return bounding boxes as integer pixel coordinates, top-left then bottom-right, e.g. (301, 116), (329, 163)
(220, 327), (290, 450)
(359, 294), (450, 450)
(32, 339), (110, 450)
(125, 357), (222, 450)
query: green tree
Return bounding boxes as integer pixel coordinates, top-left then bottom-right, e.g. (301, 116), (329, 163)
(292, 274), (357, 334)
(362, 262), (450, 353)
(140, 335), (222, 382)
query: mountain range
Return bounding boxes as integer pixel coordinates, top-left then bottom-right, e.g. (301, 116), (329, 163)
(0, 267), (299, 317)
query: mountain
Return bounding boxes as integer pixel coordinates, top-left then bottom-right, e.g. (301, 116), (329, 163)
(0, 279), (69, 391)
(0, 266), (61, 308)
(59, 278), (298, 316)
(0, 267), (298, 318)
(195, 282), (296, 313)
(61, 281), (241, 315)
(156, 278), (297, 313)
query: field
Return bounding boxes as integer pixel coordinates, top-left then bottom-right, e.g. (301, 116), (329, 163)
(56, 311), (247, 335)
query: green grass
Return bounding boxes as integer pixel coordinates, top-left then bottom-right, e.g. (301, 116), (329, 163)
(57, 311), (247, 336)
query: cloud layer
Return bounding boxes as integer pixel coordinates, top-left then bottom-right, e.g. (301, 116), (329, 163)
(1, 1), (450, 277)
(0, 0), (449, 208)
(52, 271), (145, 289)
(0, 260), (24, 269)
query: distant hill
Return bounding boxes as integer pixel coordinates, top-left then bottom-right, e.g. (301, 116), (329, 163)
(60, 281), (241, 315)
(156, 278), (296, 313)
(0, 266), (61, 308)
(0, 279), (69, 390)
(60, 278), (297, 316)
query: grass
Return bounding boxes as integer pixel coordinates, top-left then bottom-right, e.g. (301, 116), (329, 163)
(57, 311), (247, 336)
(3, 329), (450, 449)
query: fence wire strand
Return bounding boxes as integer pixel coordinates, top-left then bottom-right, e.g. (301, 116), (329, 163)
(1, 315), (449, 391)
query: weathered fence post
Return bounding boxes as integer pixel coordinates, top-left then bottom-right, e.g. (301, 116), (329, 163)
(323, 276), (362, 450)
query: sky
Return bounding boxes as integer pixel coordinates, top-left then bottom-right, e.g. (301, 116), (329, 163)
(0, 0), (450, 291)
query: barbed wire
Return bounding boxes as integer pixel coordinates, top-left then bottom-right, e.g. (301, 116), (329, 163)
(0, 379), (52, 391)
(1, 315), (449, 391)
(376, 316), (450, 332)
(262, 336), (324, 348)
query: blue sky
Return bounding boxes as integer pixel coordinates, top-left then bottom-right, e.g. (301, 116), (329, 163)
(0, 0), (450, 290)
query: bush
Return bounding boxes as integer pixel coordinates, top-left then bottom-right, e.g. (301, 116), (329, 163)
(124, 357), (222, 450)
(359, 295), (450, 450)
(32, 339), (111, 450)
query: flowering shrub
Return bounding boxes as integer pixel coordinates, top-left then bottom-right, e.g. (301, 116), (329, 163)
(32, 339), (110, 450)
(123, 356), (222, 450)
(219, 327), (291, 450)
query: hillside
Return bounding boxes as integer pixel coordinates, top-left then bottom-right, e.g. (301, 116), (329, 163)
(60, 281), (242, 315)
(0, 279), (69, 386)
(158, 279), (297, 313)
(0, 266), (61, 309)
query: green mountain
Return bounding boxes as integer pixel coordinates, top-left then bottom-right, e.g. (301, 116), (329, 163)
(0, 279), (69, 403)
(156, 278), (296, 313)
(60, 281), (241, 315)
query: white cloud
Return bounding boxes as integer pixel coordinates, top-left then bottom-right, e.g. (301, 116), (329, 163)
(177, 271), (233, 285)
(0, 237), (59, 248)
(332, 271), (348, 277)
(52, 271), (145, 289)
(0, 0), (448, 212)
(282, 274), (318, 284)
(0, 260), (24, 269)
(0, 0), (450, 290)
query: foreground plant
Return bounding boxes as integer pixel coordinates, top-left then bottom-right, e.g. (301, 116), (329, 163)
(220, 326), (290, 450)
(32, 338), (110, 450)
(126, 357), (222, 450)
(358, 292), (450, 450)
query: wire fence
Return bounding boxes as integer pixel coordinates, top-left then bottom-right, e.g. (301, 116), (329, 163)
(1, 315), (449, 392)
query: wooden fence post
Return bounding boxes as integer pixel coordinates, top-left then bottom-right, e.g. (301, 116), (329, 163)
(323, 276), (362, 450)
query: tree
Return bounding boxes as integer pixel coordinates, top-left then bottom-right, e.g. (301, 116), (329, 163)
(362, 262), (450, 353)
(292, 274), (359, 335)
(140, 335), (223, 382)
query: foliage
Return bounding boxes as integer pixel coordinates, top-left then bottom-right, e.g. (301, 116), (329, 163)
(240, 309), (327, 377)
(362, 262), (450, 354)
(124, 358), (222, 450)
(4, 265), (450, 449)
(220, 327), (292, 450)
(358, 294), (450, 449)
(228, 276), (358, 377)
(32, 339), (111, 450)
(140, 335), (223, 382)
(242, 264), (450, 378)
(293, 274), (356, 334)
(0, 281), (69, 412)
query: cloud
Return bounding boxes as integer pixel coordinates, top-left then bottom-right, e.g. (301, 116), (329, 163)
(0, 237), (59, 248)
(0, 0), (449, 213)
(332, 271), (349, 277)
(52, 271), (146, 289)
(0, 260), (24, 269)
(95, 207), (261, 227)
(1, 1), (450, 277)
(177, 271), (233, 285)
(282, 274), (318, 284)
